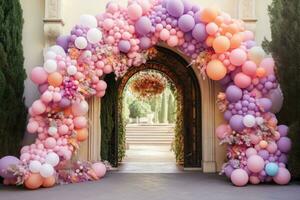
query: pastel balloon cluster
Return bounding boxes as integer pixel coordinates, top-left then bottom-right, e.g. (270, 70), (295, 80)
(0, 0), (290, 188)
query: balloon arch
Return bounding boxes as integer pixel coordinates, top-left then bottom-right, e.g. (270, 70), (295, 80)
(0, 0), (292, 189)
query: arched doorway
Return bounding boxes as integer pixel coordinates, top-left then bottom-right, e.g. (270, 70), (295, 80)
(101, 46), (202, 168)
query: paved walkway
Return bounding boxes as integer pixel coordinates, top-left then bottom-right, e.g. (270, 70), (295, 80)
(1, 173), (300, 200)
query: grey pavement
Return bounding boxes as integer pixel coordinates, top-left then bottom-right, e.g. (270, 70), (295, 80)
(1, 172), (300, 200)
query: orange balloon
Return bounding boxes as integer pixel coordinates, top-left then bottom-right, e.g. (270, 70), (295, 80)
(200, 7), (219, 23)
(230, 34), (243, 49)
(64, 106), (73, 116)
(259, 140), (268, 149)
(256, 67), (266, 78)
(24, 173), (43, 190)
(228, 23), (239, 34)
(206, 59), (227, 80)
(205, 36), (215, 47)
(76, 128), (88, 142)
(214, 16), (224, 26)
(213, 36), (230, 54)
(48, 72), (63, 87)
(42, 176), (56, 188)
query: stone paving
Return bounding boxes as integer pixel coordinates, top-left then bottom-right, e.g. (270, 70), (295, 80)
(1, 173), (300, 200)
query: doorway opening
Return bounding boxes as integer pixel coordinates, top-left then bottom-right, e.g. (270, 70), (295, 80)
(100, 46), (202, 171)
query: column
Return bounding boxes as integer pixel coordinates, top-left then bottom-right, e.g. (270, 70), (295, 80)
(238, 0), (257, 33)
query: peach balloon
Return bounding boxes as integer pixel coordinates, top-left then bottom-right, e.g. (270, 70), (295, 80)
(24, 173), (43, 190)
(213, 36), (230, 54)
(234, 73), (251, 88)
(200, 7), (219, 23)
(230, 34), (243, 49)
(242, 61), (257, 76)
(76, 128), (88, 142)
(42, 176), (56, 188)
(205, 36), (215, 47)
(206, 22), (219, 35)
(259, 140), (268, 149)
(206, 60), (227, 81)
(48, 72), (63, 87)
(73, 116), (87, 129)
(256, 67), (266, 78)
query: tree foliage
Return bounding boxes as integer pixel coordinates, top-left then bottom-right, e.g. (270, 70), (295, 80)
(263, 0), (300, 178)
(0, 0), (27, 157)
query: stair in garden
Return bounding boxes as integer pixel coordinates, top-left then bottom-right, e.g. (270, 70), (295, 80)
(125, 124), (174, 148)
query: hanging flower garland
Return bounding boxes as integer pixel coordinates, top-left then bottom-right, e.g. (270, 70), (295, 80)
(130, 71), (167, 100)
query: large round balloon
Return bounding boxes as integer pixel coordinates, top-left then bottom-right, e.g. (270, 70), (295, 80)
(178, 14), (195, 32)
(229, 115), (245, 132)
(166, 0), (184, 18)
(206, 59), (227, 80)
(225, 85), (243, 103)
(230, 169), (249, 187)
(247, 155), (265, 173)
(0, 156), (20, 178)
(135, 16), (152, 36)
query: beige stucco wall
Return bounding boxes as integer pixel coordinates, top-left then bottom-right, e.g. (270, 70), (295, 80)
(20, 0), (273, 170)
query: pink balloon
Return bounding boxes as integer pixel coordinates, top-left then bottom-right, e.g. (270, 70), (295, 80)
(229, 49), (247, 66)
(267, 142), (278, 154)
(41, 91), (53, 103)
(103, 18), (114, 31)
(206, 22), (218, 35)
(160, 29), (170, 41)
(247, 155), (264, 173)
(242, 61), (257, 76)
(73, 116), (87, 129)
(167, 35), (179, 47)
(127, 3), (143, 21)
(273, 168), (291, 185)
(52, 92), (62, 102)
(216, 124), (231, 140)
(106, 2), (119, 13)
(249, 175), (260, 184)
(58, 125), (69, 135)
(96, 80), (107, 91)
(31, 100), (46, 115)
(103, 65), (113, 74)
(234, 73), (252, 88)
(231, 169), (249, 187)
(71, 101), (88, 117)
(45, 137), (56, 149)
(259, 58), (275, 75)
(30, 67), (48, 85)
(96, 90), (106, 98)
(245, 148), (257, 158)
(27, 121), (39, 134)
(243, 30), (254, 41)
(92, 162), (107, 178)
(20, 153), (31, 162)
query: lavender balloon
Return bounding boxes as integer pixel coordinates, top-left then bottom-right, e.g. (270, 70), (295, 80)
(258, 98), (272, 112)
(258, 150), (270, 160)
(0, 156), (20, 178)
(182, 0), (193, 13)
(224, 165), (234, 178)
(166, 0), (184, 18)
(277, 125), (289, 137)
(178, 14), (195, 32)
(226, 85), (243, 103)
(135, 16), (152, 36)
(139, 37), (152, 50)
(229, 115), (245, 132)
(192, 23), (207, 42)
(277, 137), (292, 153)
(56, 35), (70, 52)
(118, 40), (131, 53)
(59, 97), (71, 108)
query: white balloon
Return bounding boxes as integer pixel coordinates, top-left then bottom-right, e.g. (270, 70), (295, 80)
(40, 163), (54, 178)
(71, 100), (89, 116)
(79, 15), (98, 28)
(45, 152), (60, 167)
(83, 50), (92, 58)
(256, 117), (264, 125)
(243, 115), (256, 128)
(67, 65), (77, 75)
(29, 160), (42, 173)
(48, 127), (58, 136)
(248, 46), (265, 65)
(44, 59), (57, 73)
(75, 37), (88, 49)
(49, 45), (66, 57)
(87, 28), (102, 44)
(44, 51), (57, 60)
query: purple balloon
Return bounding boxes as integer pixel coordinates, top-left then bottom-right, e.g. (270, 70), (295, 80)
(258, 98), (272, 112)
(267, 88), (283, 113)
(224, 165), (234, 178)
(277, 125), (289, 137)
(258, 150), (270, 160)
(139, 37), (152, 50)
(56, 35), (70, 52)
(279, 154), (288, 164)
(246, 40), (256, 49)
(38, 83), (49, 94)
(59, 97), (71, 108)
(192, 23), (207, 42)
(229, 115), (245, 132)
(118, 40), (131, 53)
(135, 16), (152, 36)
(182, 0), (193, 13)
(194, 11), (201, 23)
(178, 14), (195, 32)
(166, 0), (184, 18)
(224, 110), (232, 121)
(277, 137), (292, 153)
(226, 85), (243, 103)
(0, 156), (20, 178)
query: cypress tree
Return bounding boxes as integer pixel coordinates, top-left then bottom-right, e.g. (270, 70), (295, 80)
(0, 0), (27, 157)
(263, 0), (300, 178)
